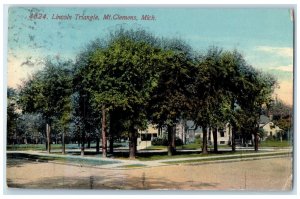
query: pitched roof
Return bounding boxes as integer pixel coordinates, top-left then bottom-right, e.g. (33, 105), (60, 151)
(259, 115), (270, 125)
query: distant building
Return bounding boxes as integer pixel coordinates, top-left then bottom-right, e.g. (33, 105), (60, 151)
(137, 115), (280, 149)
(208, 124), (232, 145)
(138, 124), (158, 141)
(259, 115), (283, 140)
(176, 120), (231, 145)
(180, 120), (202, 144)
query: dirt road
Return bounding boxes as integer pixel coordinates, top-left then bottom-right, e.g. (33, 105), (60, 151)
(6, 156), (292, 191)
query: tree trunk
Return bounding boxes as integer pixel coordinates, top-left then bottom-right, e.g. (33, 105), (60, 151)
(254, 131), (259, 152)
(230, 98), (236, 152)
(202, 127), (208, 154)
(96, 136), (100, 153)
(101, 106), (107, 158)
(62, 131), (65, 154)
(213, 128), (218, 153)
(45, 137), (48, 151)
(172, 125), (176, 153)
(46, 123), (51, 153)
(231, 125), (236, 152)
(80, 126), (85, 156)
(109, 137), (114, 154)
(129, 128), (137, 159)
(133, 132), (137, 155)
(109, 120), (114, 154)
(87, 135), (91, 148)
(78, 136), (80, 147)
(167, 125), (174, 156)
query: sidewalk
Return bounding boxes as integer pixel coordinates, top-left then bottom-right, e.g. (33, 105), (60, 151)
(7, 147), (292, 170)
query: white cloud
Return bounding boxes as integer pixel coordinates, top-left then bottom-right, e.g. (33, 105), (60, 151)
(270, 64), (293, 72)
(268, 64), (294, 72)
(7, 52), (45, 89)
(274, 80), (293, 106)
(256, 46), (293, 58)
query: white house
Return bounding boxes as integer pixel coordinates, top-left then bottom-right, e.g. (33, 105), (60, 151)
(137, 124), (158, 149)
(137, 115), (281, 149)
(259, 115), (283, 139)
(208, 124), (232, 145)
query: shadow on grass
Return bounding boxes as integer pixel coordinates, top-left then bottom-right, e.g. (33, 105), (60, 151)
(7, 152), (119, 167)
(113, 150), (245, 159)
(7, 172), (219, 190)
(6, 153), (51, 168)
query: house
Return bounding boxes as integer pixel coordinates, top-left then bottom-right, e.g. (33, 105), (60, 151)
(208, 124), (232, 145)
(259, 115), (283, 139)
(176, 120), (232, 145)
(137, 115), (281, 149)
(137, 124), (158, 149)
(179, 120), (202, 144)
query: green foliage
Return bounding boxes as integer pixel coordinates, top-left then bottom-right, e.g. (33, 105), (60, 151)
(260, 140), (291, 147)
(19, 59), (73, 119)
(152, 137), (168, 146)
(17, 59), (74, 146)
(79, 29), (166, 137)
(152, 137), (183, 146)
(7, 87), (19, 141)
(12, 27), (279, 153)
(147, 39), (195, 127)
(266, 100), (292, 134)
(258, 128), (267, 140)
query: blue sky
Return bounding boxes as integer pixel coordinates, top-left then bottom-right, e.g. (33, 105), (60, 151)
(7, 7), (294, 105)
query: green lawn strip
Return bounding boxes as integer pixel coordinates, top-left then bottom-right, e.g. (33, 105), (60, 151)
(7, 152), (120, 166)
(7, 143), (127, 151)
(118, 164), (146, 168)
(7, 140), (291, 151)
(162, 152), (292, 165)
(260, 140), (292, 147)
(136, 150), (261, 161)
(7, 144), (75, 151)
(144, 144), (231, 151)
(7, 144), (48, 151)
(143, 145), (166, 150)
(137, 153), (199, 161)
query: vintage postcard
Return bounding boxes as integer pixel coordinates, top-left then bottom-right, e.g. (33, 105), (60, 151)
(6, 6), (294, 191)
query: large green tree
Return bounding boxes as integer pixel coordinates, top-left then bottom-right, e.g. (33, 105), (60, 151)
(18, 59), (73, 153)
(241, 72), (277, 151)
(73, 39), (105, 155)
(84, 29), (163, 158)
(148, 39), (196, 156)
(192, 48), (236, 154)
(7, 87), (19, 144)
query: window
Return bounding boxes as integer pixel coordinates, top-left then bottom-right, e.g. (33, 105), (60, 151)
(220, 131), (225, 137)
(220, 141), (225, 144)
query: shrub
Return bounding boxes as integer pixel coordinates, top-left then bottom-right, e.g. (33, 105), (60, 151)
(195, 138), (201, 144)
(152, 137), (168, 146)
(152, 137), (183, 146)
(175, 137), (183, 146)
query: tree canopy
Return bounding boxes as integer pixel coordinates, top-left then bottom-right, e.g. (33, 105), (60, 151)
(10, 27), (282, 157)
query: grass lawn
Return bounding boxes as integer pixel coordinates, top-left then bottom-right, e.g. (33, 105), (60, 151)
(164, 151), (292, 165)
(143, 145), (166, 150)
(7, 143), (88, 151)
(135, 150), (261, 161)
(7, 144), (62, 151)
(118, 164), (146, 168)
(7, 152), (119, 166)
(145, 143), (231, 151)
(260, 140), (292, 147)
(7, 143), (126, 151)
